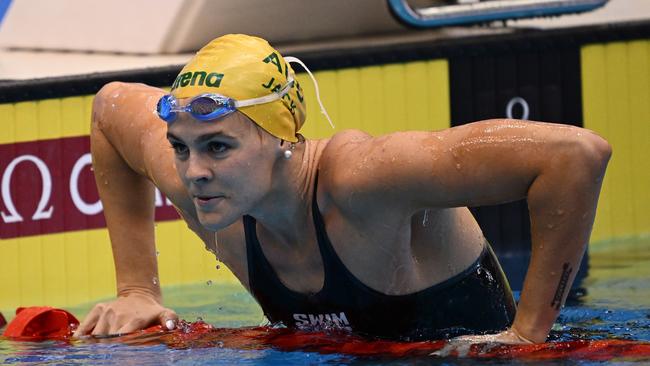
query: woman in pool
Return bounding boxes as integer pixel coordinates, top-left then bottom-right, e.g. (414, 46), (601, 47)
(74, 34), (611, 344)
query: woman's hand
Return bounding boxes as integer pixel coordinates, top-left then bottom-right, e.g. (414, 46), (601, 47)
(451, 328), (537, 345)
(431, 328), (536, 357)
(73, 293), (178, 337)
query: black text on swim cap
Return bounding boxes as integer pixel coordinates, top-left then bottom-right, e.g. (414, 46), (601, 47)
(171, 71), (225, 91)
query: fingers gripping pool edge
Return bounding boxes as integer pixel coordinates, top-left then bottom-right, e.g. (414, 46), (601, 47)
(73, 304), (104, 337)
(160, 309), (179, 330)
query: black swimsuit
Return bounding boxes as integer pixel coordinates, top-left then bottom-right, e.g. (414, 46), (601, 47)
(244, 176), (516, 341)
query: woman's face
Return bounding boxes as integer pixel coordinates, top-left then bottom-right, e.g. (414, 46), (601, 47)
(165, 111), (277, 231)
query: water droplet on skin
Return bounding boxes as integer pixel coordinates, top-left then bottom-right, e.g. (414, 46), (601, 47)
(103, 180), (108, 185)
(484, 269), (494, 282)
(206, 280), (213, 286)
(152, 277), (158, 285)
(555, 209), (565, 215)
(455, 163), (461, 170)
(546, 223), (555, 229)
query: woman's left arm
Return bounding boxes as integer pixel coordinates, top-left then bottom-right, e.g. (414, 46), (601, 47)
(327, 119), (612, 343)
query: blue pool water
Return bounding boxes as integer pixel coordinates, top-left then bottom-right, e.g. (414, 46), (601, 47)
(1, 235), (649, 365)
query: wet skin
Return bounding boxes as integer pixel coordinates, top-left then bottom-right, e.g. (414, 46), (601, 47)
(75, 81), (611, 344)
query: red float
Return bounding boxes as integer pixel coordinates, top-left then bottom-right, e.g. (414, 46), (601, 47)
(2, 306), (78, 340)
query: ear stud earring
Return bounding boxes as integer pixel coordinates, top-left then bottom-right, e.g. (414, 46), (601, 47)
(284, 143), (295, 159)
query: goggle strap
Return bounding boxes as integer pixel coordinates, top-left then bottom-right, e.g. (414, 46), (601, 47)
(284, 56), (336, 130)
(234, 76), (295, 108)
(234, 91), (278, 108)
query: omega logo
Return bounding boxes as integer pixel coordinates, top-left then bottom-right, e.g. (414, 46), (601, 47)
(1, 154), (54, 223)
(506, 97), (530, 120)
(1, 152), (173, 224)
(1, 136), (178, 238)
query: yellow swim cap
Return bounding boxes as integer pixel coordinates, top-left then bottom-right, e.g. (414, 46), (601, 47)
(171, 34), (306, 142)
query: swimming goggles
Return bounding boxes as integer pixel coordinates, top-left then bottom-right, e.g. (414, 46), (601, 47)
(156, 75), (295, 123)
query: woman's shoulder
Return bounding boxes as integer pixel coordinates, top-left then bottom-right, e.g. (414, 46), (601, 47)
(315, 129), (376, 214)
(318, 129), (372, 163)
(318, 129), (371, 176)
(93, 82), (166, 130)
(325, 128), (372, 145)
(96, 81), (164, 99)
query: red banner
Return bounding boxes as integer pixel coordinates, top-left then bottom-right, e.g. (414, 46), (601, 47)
(0, 136), (179, 239)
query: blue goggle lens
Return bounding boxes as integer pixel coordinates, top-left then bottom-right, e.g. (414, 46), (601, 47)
(189, 96), (233, 121)
(156, 94), (236, 123)
(157, 95), (177, 122)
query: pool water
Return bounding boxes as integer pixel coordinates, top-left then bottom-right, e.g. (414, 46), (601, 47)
(1, 235), (649, 365)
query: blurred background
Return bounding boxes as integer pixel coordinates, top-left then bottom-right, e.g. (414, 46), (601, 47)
(0, 0), (649, 317)
(1, 0), (648, 78)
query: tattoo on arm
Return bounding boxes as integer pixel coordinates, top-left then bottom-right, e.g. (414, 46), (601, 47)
(550, 262), (573, 310)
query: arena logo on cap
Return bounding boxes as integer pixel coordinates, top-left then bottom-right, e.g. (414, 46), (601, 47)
(171, 70), (225, 91)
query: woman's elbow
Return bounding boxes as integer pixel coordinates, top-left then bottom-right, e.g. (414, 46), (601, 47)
(575, 131), (612, 177)
(587, 132), (611, 168)
(91, 82), (127, 131)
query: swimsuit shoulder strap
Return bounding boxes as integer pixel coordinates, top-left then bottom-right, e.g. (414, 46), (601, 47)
(310, 171), (359, 287)
(243, 214), (282, 292)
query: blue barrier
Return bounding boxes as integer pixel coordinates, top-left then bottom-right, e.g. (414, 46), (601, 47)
(388, 0), (609, 28)
(0, 0), (12, 27)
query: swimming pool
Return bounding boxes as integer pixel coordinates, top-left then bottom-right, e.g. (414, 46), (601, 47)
(1, 235), (649, 365)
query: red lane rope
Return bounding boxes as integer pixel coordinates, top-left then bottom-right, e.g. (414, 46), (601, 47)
(4, 308), (650, 361)
(115, 321), (650, 361)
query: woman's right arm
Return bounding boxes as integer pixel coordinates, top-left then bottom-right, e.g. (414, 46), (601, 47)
(74, 82), (181, 336)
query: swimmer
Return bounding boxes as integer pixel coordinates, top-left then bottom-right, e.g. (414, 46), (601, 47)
(73, 34), (611, 344)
